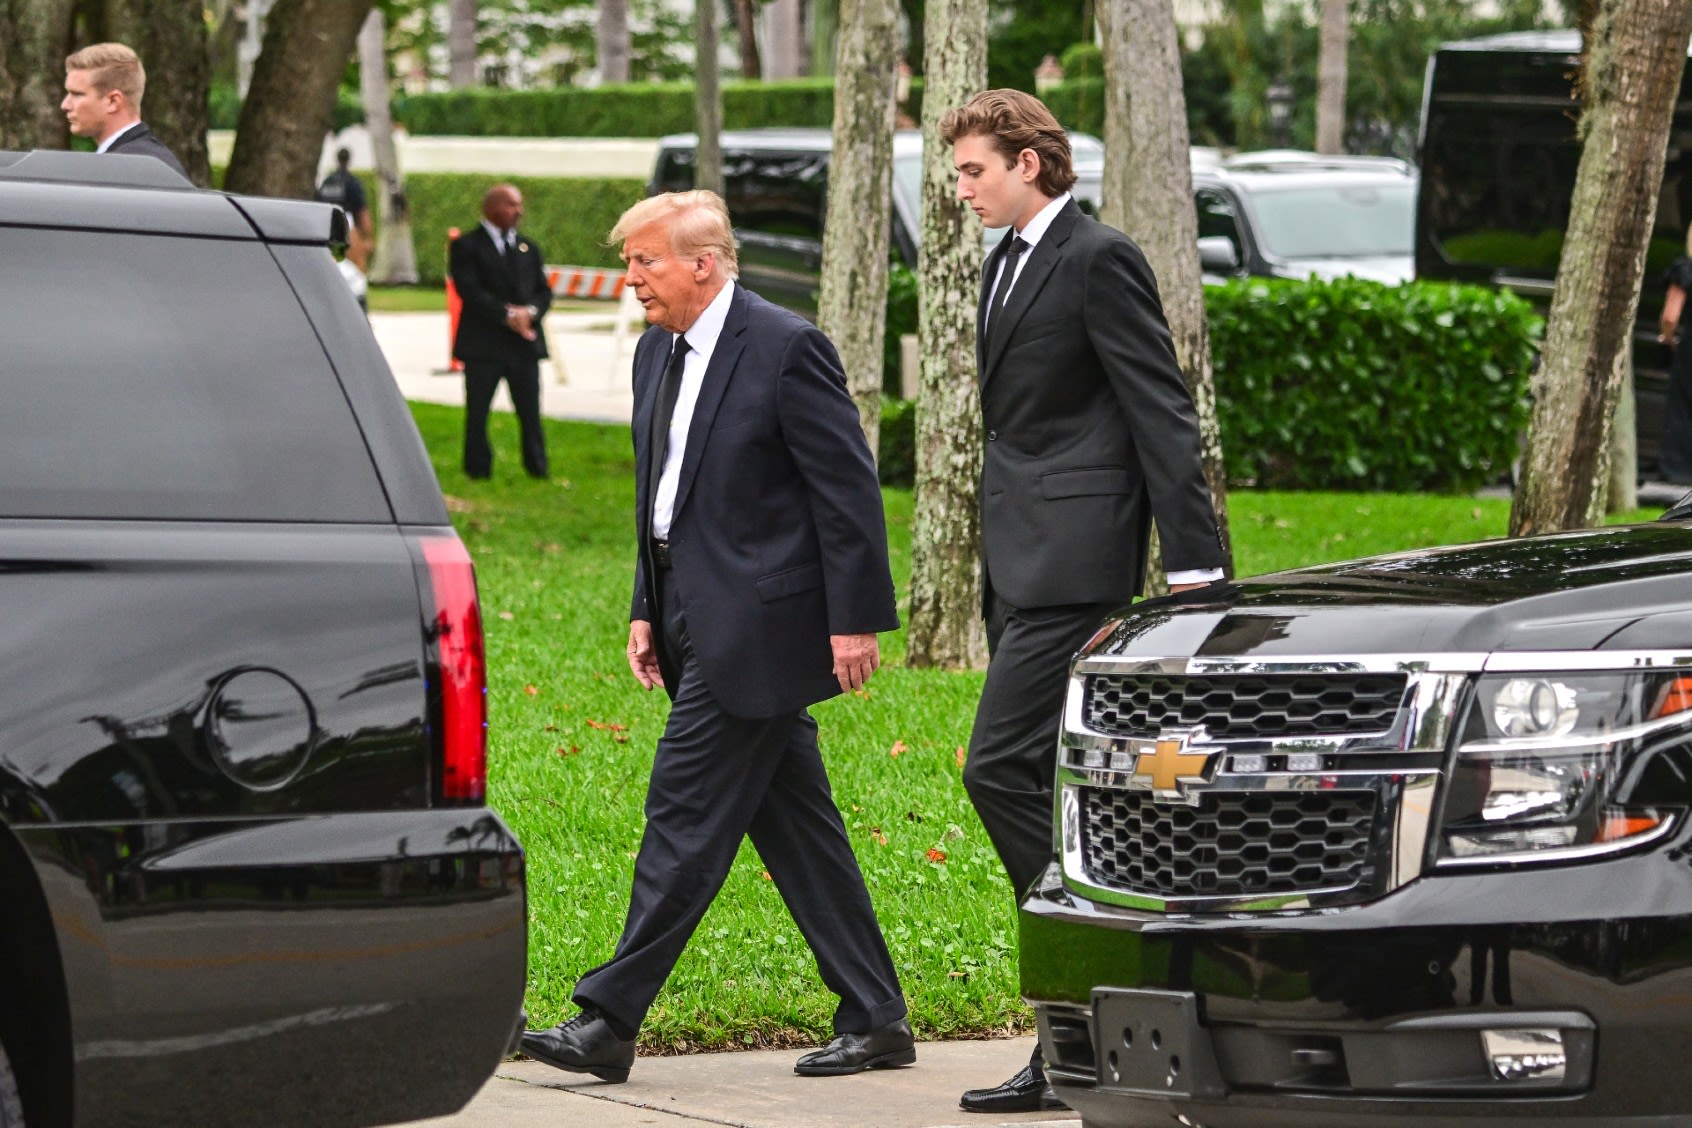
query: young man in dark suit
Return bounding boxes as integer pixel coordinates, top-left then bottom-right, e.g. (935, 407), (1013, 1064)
(450, 184), (553, 479)
(941, 88), (1225, 1114)
(61, 43), (187, 179)
(521, 190), (913, 1082)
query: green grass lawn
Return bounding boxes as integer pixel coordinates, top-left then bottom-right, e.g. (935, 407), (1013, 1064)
(408, 402), (1663, 1052)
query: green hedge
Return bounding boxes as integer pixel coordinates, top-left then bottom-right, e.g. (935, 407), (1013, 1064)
(873, 278), (1539, 491)
(1209, 277), (1540, 492)
(213, 79), (852, 137)
(398, 173), (644, 286)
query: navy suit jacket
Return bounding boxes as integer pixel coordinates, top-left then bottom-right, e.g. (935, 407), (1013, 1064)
(630, 283), (898, 718)
(976, 199), (1224, 608)
(105, 122), (186, 179)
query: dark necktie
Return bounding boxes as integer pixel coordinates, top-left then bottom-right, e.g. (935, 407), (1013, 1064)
(647, 334), (690, 515)
(987, 235), (1030, 335)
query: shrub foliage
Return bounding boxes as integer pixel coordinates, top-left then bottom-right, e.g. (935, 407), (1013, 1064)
(1208, 277), (1540, 492)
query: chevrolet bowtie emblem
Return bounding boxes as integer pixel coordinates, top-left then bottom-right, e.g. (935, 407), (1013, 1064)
(1135, 725), (1215, 791)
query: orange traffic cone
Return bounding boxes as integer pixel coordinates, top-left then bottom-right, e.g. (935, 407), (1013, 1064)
(445, 227), (463, 373)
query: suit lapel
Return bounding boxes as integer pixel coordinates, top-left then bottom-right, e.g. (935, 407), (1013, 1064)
(982, 204), (1080, 387)
(669, 286), (748, 523)
(631, 328), (669, 537)
(976, 237), (1007, 363)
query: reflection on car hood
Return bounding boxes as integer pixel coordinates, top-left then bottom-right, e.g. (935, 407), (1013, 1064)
(1276, 255), (1414, 284)
(1086, 522), (1692, 660)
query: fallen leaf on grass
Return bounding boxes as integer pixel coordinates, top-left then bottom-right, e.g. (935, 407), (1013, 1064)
(889, 740), (907, 757)
(557, 746), (580, 757)
(870, 827), (889, 847)
(586, 719), (628, 731)
(760, 870), (773, 881)
(497, 610), (515, 621)
(926, 848), (948, 864)
(853, 688), (872, 699)
(524, 684), (539, 696)
(954, 746), (966, 767)
(947, 970), (969, 979)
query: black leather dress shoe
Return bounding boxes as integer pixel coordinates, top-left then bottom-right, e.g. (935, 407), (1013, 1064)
(519, 1009), (636, 1083)
(793, 1018), (917, 1076)
(959, 1064), (1067, 1112)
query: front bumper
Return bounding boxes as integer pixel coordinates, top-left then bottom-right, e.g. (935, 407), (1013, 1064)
(21, 808), (526, 1128)
(1021, 851), (1692, 1127)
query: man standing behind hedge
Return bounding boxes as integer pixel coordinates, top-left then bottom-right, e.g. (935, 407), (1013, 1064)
(451, 184), (552, 480)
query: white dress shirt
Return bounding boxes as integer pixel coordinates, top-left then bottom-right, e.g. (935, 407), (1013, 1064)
(480, 219), (515, 251)
(992, 193), (1223, 588)
(95, 121), (141, 154)
(652, 280), (736, 539)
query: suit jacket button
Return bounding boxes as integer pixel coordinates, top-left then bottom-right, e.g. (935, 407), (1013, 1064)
(986, 430), (998, 441)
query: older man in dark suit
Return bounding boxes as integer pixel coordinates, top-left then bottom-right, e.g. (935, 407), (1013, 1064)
(521, 190), (913, 1083)
(941, 89), (1226, 1114)
(450, 184), (552, 479)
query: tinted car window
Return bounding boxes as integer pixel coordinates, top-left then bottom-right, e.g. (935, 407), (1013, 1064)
(0, 227), (390, 522)
(1247, 182), (1415, 259)
(1196, 188), (1244, 260)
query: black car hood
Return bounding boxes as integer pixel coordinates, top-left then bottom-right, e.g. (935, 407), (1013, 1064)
(1088, 522), (1692, 660)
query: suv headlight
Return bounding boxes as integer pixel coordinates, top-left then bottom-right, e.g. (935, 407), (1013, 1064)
(1436, 672), (1692, 864)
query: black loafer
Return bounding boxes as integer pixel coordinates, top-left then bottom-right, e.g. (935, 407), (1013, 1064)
(793, 1018), (917, 1076)
(520, 1009), (636, 1083)
(959, 1064), (1067, 1112)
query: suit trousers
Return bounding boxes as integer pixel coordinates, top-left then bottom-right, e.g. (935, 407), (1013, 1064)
(964, 589), (1115, 901)
(572, 572), (906, 1036)
(463, 355), (548, 478)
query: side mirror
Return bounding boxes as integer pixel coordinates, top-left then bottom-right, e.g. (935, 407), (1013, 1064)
(1197, 235), (1240, 274)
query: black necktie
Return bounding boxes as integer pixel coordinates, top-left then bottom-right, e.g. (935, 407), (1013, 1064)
(987, 235), (1029, 334)
(647, 334), (690, 514)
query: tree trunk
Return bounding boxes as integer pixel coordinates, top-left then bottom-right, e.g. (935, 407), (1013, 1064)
(906, 0), (989, 671)
(1097, 0), (1233, 592)
(735, 0), (762, 78)
(359, 8), (416, 285)
(764, 0), (804, 78)
(1509, 0), (1692, 536)
(817, 0), (898, 455)
(81, 0), (210, 184)
(225, 0), (374, 200)
(598, 0), (630, 84)
(0, 0), (74, 151)
(448, 0), (477, 88)
(694, 0), (724, 195)
(1315, 0), (1347, 155)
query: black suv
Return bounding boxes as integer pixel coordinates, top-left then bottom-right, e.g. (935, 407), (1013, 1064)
(0, 151), (525, 1127)
(1021, 501), (1692, 1126)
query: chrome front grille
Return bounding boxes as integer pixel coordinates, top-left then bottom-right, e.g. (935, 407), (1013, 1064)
(1083, 672), (1407, 740)
(1080, 786), (1378, 899)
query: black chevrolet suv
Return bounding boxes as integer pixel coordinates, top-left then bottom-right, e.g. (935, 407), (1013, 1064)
(0, 151), (525, 1127)
(1022, 500), (1692, 1126)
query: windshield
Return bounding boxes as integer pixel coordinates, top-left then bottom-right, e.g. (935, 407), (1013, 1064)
(1249, 181), (1416, 259)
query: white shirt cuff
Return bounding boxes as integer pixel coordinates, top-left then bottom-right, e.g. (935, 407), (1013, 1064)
(1166, 568), (1224, 586)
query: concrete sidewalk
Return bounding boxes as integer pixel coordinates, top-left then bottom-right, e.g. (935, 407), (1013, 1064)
(409, 1037), (1079, 1128)
(371, 307), (641, 426)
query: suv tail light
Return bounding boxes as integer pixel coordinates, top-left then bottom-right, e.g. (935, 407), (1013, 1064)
(412, 532), (487, 803)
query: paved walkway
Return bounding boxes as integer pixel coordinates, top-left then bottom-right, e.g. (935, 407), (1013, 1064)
(407, 1037), (1079, 1128)
(371, 306), (641, 426)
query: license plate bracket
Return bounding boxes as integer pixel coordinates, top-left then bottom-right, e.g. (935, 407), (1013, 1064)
(1091, 988), (1225, 1099)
